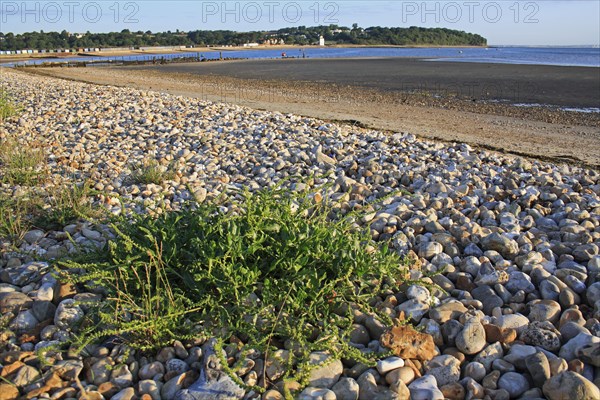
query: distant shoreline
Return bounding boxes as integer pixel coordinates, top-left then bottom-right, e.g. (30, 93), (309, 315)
(214, 44), (488, 50)
(3, 45), (598, 69)
(0, 44), (490, 62)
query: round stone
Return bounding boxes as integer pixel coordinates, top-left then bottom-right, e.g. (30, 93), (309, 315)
(464, 362), (487, 382)
(54, 299), (84, 330)
(456, 318), (486, 355)
(498, 371), (530, 398)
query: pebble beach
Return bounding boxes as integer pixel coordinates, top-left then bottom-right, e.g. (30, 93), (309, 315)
(1, 68), (599, 400)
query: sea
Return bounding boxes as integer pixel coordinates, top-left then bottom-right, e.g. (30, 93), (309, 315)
(3, 46), (600, 68)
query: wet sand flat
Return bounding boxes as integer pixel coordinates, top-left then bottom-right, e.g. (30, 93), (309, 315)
(140, 58), (600, 108)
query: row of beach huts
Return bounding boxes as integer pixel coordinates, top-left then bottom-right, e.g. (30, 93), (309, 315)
(0, 46), (195, 56)
(1, 47), (102, 56)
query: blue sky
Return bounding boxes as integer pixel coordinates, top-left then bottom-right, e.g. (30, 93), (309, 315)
(1, 1), (599, 45)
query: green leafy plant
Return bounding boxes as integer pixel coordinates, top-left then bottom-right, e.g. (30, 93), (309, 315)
(62, 186), (408, 392)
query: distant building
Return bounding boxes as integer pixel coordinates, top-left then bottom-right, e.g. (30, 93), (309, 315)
(261, 38), (285, 46)
(319, 36), (325, 46)
(243, 43), (259, 47)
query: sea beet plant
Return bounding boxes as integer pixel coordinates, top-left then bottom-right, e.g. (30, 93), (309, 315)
(60, 185), (408, 393)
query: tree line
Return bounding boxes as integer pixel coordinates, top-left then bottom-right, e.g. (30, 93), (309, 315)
(0, 25), (487, 51)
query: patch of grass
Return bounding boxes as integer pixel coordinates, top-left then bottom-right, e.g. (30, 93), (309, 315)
(0, 193), (34, 244)
(128, 158), (176, 185)
(62, 186), (407, 392)
(0, 182), (104, 244)
(0, 139), (46, 185)
(34, 181), (104, 230)
(0, 90), (21, 122)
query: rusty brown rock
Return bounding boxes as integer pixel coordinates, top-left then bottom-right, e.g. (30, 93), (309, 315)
(98, 382), (120, 398)
(19, 319), (53, 345)
(78, 391), (104, 400)
(484, 324), (517, 344)
(48, 387), (77, 399)
(55, 282), (77, 301)
(0, 361), (25, 379)
(380, 320), (436, 361)
(25, 372), (67, 399)
(443, 348), (466, 364)
(441, 382), (466, 400)
(0, 384), (19, 400)
(568, 359), (585, 374)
